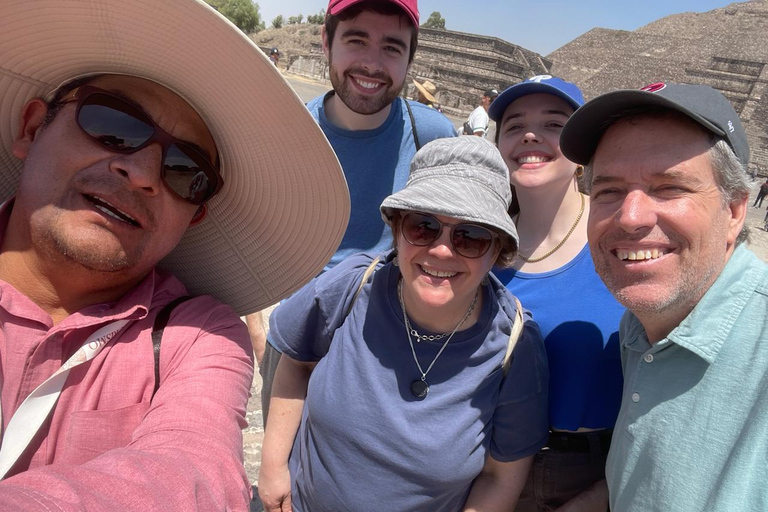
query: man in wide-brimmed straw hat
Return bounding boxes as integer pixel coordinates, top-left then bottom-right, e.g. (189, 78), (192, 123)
(413, 78), (437, 106)
(0, 0), (349, 508)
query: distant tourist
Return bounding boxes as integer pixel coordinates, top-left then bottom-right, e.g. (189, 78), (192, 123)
(489, 75), (624, 512)
(413, 78), (438, 107)
(753, 177), (768, 208)
(247, 0), (455, 478)
(462, 88), (498, 137)
(269, 47), (279, 67)
(561, 82), (767, 511)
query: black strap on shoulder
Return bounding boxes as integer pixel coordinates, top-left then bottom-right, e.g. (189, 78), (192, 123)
(150, 296), (192, 402)
(404, 99), (422, 151)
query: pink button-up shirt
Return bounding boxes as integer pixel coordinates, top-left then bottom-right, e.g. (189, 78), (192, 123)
(0, 205), (255, 511)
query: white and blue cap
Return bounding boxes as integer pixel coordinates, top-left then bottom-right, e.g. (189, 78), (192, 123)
(488, 75), (585, 123)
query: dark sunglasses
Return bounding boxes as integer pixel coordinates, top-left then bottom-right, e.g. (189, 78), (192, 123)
(400, 212), (499, 259)
(59, 85), (222, 205)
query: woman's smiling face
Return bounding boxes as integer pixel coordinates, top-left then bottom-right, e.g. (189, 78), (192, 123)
(497, 93), (577, 190)
(396, 212), (499, 319)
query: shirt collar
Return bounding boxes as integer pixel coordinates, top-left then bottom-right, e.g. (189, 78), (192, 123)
(624, 245), (764, 364)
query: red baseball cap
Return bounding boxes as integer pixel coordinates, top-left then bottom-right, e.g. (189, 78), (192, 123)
(326, 0), (419, 28)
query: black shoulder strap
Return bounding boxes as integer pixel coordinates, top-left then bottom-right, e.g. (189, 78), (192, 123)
(150, 296), (192, 402)
(404, 99), (422, 151)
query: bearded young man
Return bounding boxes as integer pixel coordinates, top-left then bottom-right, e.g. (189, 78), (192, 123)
(0, 1), (349, 509)
(247, 0), (456, 427)
(561, 83), (768, 511)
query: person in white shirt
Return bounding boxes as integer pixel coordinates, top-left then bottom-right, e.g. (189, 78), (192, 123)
(463, 89), (498, 137)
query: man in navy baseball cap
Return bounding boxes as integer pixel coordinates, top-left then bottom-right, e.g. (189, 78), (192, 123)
(561, 82), (766, 512)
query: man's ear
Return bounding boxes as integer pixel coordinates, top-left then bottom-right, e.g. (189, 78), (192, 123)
(190, 204), (207, 226)
(321, 25), (330, 59)
(726, 194), (748, 248)
(11, 98), (50, 161)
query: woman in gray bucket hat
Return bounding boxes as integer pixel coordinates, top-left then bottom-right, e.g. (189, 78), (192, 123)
(260, 136), (548, 512)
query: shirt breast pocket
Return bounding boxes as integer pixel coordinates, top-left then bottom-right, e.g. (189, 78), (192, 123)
(63, 402), (150, 465)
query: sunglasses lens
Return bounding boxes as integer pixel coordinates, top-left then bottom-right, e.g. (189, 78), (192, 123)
(163, 144), (219, 205)
(402, 213), (440, 246)
(77, 90), (220, 205)
(78, 94), (154, 151)
(452, 225), (493, 258)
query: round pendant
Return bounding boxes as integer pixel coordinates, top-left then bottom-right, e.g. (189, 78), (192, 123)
(410, 379), (429, 399)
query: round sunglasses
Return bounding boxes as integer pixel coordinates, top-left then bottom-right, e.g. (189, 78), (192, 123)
(59, 85), (222, 205)
(400, 212), (499, 259)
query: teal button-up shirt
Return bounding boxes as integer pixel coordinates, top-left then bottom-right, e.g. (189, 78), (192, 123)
(606, 244), (768, 512)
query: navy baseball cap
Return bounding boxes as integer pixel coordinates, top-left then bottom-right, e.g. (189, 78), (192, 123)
(560, 82), (750, 167)
(488, 75), (585, 123)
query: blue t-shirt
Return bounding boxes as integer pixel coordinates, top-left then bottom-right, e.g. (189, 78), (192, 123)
(306, 93), (456, 270)
(494, 244), (624, 430)
(271, 252), (549, 512)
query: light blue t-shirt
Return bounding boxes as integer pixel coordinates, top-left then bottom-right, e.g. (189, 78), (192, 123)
(606, 244), (768, 511)
(494, 244), (625, 430)
(306, 93), (457, 270)
(271, 252), (549, 512)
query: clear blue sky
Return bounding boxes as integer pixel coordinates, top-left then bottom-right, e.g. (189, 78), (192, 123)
(257, 0), (740, 55)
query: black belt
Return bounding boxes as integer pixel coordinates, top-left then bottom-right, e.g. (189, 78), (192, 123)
(546, 430), (613, 455)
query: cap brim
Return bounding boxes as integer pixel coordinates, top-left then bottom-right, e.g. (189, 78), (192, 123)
(489, 82), (582, 122)
(0, 0), (350, 315)
(560, 89), (725, 165)
(380, 171), (518, 249)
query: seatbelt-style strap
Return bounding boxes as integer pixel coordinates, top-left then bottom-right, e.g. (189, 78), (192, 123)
(150, 296), (191, 402)
(0, 320), (129, 479)
(404, 99), (422, 151)
(502, 297), (524, 375)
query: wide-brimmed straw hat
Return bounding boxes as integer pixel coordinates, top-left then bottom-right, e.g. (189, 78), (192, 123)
(0, 0), (350, 315)
(380, 137), (518, 248)
(413, 79), (437, 103)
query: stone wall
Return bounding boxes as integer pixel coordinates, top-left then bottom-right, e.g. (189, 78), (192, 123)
(256, 27), (550, 118)
(412, 28), (551, 115)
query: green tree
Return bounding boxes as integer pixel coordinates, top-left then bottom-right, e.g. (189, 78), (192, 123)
(287, 14), (304, 25)
(206, 0), (263, 33)
(422, 11), (445, 30)
(307, 8), (326, 24)
(272, 14), (283, 29)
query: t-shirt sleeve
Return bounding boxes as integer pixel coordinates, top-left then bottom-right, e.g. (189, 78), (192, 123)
(489, 315), (550, 462)
(409, 101), (458, 142)
(269, 253), (380, 362)
(469, 109), (489, 135)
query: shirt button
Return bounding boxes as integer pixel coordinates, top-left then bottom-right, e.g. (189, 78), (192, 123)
(632, 393), (640, 403)
(644, 354), (654, 363)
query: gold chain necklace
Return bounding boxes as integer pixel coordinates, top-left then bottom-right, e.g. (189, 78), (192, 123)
(518, 193), (585, 263)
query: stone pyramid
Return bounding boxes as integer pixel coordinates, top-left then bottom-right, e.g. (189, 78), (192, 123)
(548, 0), (768, 174)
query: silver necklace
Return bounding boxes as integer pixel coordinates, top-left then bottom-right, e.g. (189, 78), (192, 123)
(398, 279), (479, 399)
(407, 325), (450, 342)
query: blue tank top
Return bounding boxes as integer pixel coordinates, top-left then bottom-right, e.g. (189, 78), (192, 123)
(494, 244), (625, 430)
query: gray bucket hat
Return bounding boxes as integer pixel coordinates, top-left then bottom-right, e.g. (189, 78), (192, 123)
(380, 136), (518, 249)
